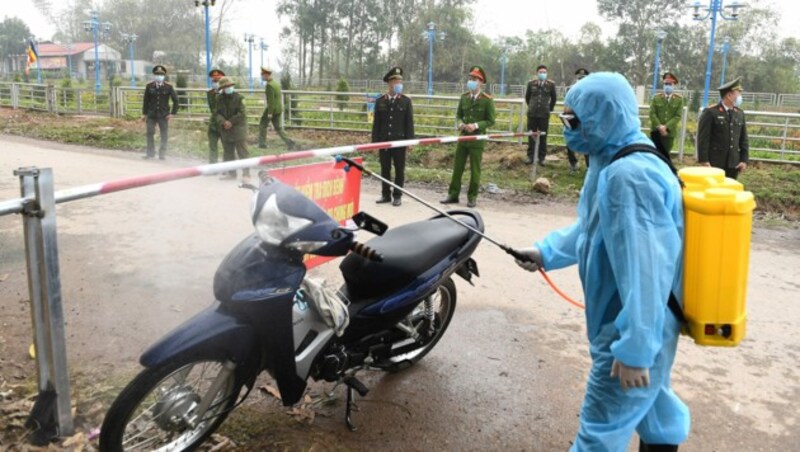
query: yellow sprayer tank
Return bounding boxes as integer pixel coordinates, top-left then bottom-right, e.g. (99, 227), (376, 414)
(678, 167), (756, 346)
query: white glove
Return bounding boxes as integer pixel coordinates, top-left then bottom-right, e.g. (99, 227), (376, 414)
(610, 359), (650, 390)
(514, 247), (543, 272)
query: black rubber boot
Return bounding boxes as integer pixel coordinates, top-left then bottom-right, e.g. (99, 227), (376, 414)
(639, 440), (678, 452)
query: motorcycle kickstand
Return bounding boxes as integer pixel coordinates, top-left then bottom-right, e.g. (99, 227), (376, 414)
(344, 375), (369, 432)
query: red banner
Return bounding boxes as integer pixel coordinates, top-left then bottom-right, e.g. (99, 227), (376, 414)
(266, 158), (361, 269)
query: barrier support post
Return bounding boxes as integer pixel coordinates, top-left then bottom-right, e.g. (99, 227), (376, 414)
(14, 167), (74, 444)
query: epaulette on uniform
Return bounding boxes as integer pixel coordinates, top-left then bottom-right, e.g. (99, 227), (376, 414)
(479, 92), (493, 99)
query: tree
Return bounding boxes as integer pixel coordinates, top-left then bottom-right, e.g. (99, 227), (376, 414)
(0, 17), (33, 67)
(598, 0), (685, 86)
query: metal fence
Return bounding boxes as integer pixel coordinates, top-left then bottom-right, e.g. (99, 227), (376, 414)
(3, 82), (799, 163)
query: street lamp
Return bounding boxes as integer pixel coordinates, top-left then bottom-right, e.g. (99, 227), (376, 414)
(121, 33), (137, 88)
(716, 36), (731, 85)
(651, 29), (668, 96)
(422, 22), (446, 96)
(691, 0), (747, 108)
(244, 33), (255, 92)
(194, 0), (216, 88)
(499, 47), (507, 96)
(259, 38), (269, 85)
(82, 10), (112, 94)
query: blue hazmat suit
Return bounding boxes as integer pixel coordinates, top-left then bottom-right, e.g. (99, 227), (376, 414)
(535, 73), (690, 450)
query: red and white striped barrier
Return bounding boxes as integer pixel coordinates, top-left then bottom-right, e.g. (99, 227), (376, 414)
(0, 131), (533, 216)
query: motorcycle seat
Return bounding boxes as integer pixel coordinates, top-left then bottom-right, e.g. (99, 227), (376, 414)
(339, 215), (476, 300)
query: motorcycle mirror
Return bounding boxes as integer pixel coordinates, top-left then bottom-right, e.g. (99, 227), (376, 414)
(352, 211), (388, 236)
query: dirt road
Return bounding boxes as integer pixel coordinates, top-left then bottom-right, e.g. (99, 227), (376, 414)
(1, 135), (798, 450)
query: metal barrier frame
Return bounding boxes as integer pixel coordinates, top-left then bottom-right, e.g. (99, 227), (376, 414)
(0, 131), (531, 443)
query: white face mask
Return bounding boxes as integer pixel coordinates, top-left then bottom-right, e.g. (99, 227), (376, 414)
(154, 75), (165, 83)
(223, 87), (235, 95)
(212, 81), (220, 89)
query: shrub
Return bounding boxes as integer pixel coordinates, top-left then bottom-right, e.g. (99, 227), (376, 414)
(335, 77), (350, 111)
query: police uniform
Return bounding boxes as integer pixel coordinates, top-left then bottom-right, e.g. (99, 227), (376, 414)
(567, 68), (590, 170)
(442, 66), (496, 207)
(142, 65), (179, 159)
(697, 78), (749, 179)
(649, 72), (684, 161)
(524, 65), (557, 164)
(258, 67), (296, 150)
(372, 67), (415, 205)
(214, 77), (250, 179)
(207, 69), (225, 163)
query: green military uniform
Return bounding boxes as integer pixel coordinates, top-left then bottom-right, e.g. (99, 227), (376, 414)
(215, 77), (250, 178)
(207, 87), (220, 162)
(697, 77), (749, 180)
(206, 69), (225, 163)
(258, 69), (296, 150)
(446, 67), (496, 204)
(648, 72), (684, 161)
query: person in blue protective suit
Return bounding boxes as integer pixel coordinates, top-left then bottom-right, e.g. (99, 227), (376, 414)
(514, 72), (690, 452)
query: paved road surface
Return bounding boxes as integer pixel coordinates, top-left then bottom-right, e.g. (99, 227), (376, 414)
(1, 135), (798, 450)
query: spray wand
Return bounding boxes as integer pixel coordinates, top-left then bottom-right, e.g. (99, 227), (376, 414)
(336, 156), (585, 310)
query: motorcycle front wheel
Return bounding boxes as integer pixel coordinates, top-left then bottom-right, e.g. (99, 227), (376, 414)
(379, 277), (457, 372)
(99, 356), (241, 452)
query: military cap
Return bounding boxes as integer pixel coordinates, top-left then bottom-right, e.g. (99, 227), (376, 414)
(536, 64), (548, 71)
(217, 76), (235, 88)
(260, 66), (273, 74)
(152, 65), (167, 75)
(663, 72), (679, 83)
(383, 66), (403, 82)
(575, 68), (590, 77)
(209, 68), (225, 77)
(468, 66), (486, 83)
(718, 77), (743, 96)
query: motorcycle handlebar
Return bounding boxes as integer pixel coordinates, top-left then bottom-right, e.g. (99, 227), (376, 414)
(350, 241), (383, 262)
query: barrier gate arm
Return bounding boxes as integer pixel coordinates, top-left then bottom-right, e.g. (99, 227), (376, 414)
(1, 130), (532, 444)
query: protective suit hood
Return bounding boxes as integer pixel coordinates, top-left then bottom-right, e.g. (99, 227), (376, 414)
(563, 72), (651, 156)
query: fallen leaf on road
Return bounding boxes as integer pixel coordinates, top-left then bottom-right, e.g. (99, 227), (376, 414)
(258, 384), (281, 401)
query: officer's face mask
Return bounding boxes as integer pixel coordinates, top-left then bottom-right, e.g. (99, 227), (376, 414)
(223, 87), (235, 95)
(664, 83), (674, 95)
(734, 93), (743, 107)
(537, 72), (547, 81)
(392, 83), (403, 95)
(154, 75), (165, 83)
(212, 81), (220, 89)
(466, 80), (479, 91)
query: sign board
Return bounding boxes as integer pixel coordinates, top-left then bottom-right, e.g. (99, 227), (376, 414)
(267, 158), (362, 269)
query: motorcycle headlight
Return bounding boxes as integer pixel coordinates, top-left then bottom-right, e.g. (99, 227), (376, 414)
(253, 193), (312, 246)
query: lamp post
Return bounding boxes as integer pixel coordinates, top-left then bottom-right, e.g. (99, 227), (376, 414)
(259, 38), (269, 85)
(195, 0), (215, 88)
(244, 33), (255, 92)
(500, 47), (507, 96)
(28, 37), (42, 83)
(423, 22), (446, 96)
(121, 34), (137, 88)
(691, 0), (746, 108)
(82, 10), (112, 94)
(65, 42), (73, 80)
(651, 30), (668, 96)
(716, 36), (731, 85)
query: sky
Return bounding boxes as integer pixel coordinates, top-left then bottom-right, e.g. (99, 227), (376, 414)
(6, 0), (799, 74)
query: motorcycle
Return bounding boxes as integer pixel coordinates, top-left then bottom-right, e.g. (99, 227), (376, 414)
(99, 170), (483, 451)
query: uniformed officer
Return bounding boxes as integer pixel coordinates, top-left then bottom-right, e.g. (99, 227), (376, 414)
(524, 64), (557, 165)
(141, 65), (179, 159)
(697, 77), (749, 179)
(372, 66), (415, 206)
(649, 72), (685, 161)
(214, 77), (250, 181)
(566, 68), (590, 171)
(207, 69), (225, 163)
(258, 67), (296, 150)
(441, 66), (496, 208)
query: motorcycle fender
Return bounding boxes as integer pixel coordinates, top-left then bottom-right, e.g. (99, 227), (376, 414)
(140, 304), (256, 368)
(455, 258), (480, 285)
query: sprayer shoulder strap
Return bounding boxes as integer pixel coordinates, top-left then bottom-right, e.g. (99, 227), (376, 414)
(610, 144), (683, 187)
(611, 144), (686, 324)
